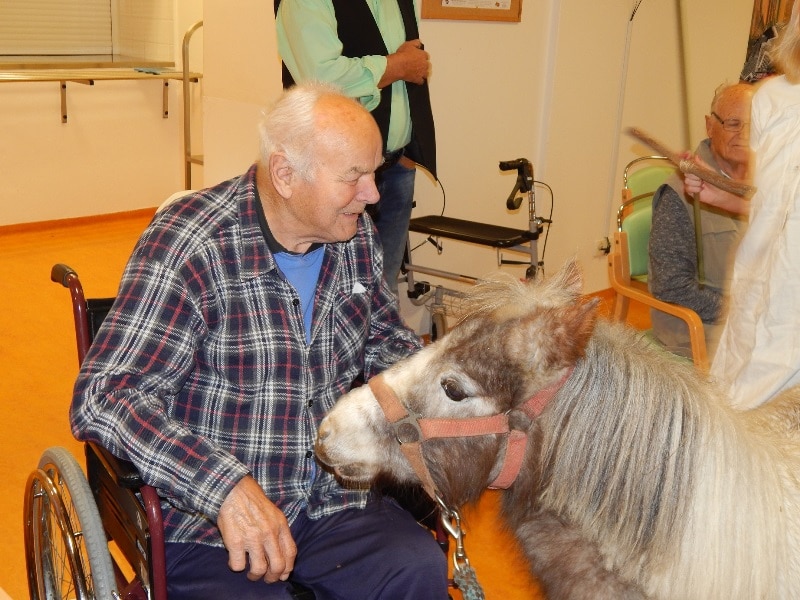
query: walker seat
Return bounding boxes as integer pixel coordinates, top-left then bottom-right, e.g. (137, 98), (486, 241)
(403, 158), (548, 341)
(409, 215), (537, 248)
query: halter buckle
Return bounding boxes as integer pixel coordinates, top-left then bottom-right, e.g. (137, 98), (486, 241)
(393, 412), (423, 444)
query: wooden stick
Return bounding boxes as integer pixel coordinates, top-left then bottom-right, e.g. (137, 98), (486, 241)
(626, 127), (756, 198)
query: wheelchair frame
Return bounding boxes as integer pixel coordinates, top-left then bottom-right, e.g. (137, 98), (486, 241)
(23, 264), (167, 600)
(403, 158), (550, 339)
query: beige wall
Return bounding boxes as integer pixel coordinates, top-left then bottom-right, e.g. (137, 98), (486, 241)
(115, 0), (177, 63)
(1, 0), (754, 305)
(0, 0), (203, 225)
(202, 0), (279, 185)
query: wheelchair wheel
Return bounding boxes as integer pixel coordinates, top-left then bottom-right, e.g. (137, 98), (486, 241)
(25, 447), (117, 600)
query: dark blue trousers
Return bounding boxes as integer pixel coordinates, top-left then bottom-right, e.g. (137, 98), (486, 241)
(165, 495), (449, 599)
(373, 159), (416, 295)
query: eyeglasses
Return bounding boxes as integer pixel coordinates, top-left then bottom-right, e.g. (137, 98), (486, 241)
(711, 111), (749, 132)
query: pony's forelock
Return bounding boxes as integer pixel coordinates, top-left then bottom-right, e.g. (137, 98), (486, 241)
(456, 259), (584, 327)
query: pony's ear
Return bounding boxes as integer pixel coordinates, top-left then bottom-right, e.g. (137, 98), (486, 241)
(550, 258), (584, 301)
(509, 296), (599, 374)
(559, 297), (599, 361)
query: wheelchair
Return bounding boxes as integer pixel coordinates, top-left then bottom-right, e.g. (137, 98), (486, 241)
(25, 263), (447, 600)
(25, 265), (319, 599)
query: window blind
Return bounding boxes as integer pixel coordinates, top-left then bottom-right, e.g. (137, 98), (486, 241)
(0, 0), (112, 55)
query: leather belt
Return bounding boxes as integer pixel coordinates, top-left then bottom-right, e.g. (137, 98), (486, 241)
(378, 146), (406, 172)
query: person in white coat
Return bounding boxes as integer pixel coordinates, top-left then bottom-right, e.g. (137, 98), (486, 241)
(688, 0), (800, 409)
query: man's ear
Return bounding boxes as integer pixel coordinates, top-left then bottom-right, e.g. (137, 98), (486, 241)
(270, 152), (295, 199)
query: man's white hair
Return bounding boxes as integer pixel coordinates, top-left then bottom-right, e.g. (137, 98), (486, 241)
(258, 80), (353, 181)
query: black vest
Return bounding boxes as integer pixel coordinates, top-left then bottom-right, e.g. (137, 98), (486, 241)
(276, 0), (436, 176)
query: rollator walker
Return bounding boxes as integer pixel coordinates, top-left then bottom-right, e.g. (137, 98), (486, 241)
(403, 158), (552, 339)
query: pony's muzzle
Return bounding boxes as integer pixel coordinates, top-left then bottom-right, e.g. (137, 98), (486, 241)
(314, 419), (335, 465)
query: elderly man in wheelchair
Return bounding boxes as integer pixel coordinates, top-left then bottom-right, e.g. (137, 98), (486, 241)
(29, 82), (449, 600)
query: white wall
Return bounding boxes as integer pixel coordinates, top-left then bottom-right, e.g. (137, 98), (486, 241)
(0, 1), (203, 225)
(202, 0), (279, 185)
(405, 0), (751, 297)
(2, 0), (754, 305)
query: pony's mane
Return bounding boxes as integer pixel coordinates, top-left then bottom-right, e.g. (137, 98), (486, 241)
(534, 325), (700, 562)
(519, 321), (790, 596)
(433, 260), (793, 596)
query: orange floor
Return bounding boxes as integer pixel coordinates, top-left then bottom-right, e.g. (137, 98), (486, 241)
(0, 210), (648, 599)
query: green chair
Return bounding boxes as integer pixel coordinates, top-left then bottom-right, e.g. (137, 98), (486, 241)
(607, 156), (709, 371)
(619, 156), (678, 282)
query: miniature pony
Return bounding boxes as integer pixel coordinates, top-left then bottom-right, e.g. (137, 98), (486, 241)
(316, 260), (800, 599)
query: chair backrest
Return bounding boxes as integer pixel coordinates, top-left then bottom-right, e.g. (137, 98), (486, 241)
(86, 298), (115, 354)
(622, 156), (676, 201)
(156, 189), (194, 213)
(50, 263), (169, 600)
(620, 200), (653, 280)
(618, 157), (678, 281)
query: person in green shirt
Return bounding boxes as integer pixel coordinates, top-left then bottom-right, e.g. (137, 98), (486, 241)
(276, 0), (437, 296)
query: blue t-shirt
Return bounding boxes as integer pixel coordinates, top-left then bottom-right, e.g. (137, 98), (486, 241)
(274, 246), (325, 343)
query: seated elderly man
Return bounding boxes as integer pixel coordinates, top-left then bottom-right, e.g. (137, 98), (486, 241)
(648, 82), (752, 361)
(69, 81), (448, 600)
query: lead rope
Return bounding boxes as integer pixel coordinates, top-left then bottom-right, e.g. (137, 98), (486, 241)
(436, 495), (485, 600)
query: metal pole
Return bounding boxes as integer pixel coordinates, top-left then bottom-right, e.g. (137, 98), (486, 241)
(183, 21), (203, 190)
(674, 0), (705, 283)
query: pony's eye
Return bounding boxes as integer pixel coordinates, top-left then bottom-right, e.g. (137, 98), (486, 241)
(441, 378), (468, 402)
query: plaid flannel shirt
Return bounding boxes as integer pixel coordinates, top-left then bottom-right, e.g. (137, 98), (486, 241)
(70, 164), (421, 546)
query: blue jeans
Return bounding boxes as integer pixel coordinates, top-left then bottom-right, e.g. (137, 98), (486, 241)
(372, 160), (416, 295)
(164, 495), (448, 599)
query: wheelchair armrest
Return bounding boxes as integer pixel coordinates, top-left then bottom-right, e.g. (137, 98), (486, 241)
(86, 441), (145, 489)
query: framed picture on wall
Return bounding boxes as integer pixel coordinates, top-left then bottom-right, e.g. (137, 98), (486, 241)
(421, 0), (522, 22)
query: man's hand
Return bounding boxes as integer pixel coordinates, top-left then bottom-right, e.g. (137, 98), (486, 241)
(381, 39), (430, 87)
(217, 475), (297, 583)
(683, 155), (750, 216)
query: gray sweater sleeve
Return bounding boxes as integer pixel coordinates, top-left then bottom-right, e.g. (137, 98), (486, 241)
(648, 184), (722, 322)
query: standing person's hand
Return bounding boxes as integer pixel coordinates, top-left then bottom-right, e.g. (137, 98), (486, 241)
(382, 39), (430, 87)
(217, 475), (297, 583)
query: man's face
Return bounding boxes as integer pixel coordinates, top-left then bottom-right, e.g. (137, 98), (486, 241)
(706, 86), (753, 175)
(290, 109), (383, 245)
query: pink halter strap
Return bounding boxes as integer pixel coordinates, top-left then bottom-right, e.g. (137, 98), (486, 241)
(368, 368), (573, 498)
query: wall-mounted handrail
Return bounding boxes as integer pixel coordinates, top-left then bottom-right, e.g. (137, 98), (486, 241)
(0, 68), (201, 123)
(182, 20), (204, 189)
